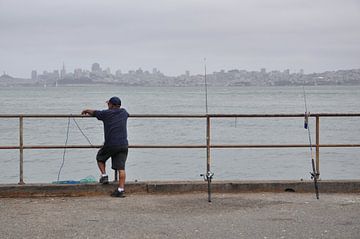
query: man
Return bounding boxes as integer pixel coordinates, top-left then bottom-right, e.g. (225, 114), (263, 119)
(81, 96), (129, 198)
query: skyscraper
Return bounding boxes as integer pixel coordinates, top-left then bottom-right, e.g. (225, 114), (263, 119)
(31, 70), (37, 81)
(60, 62), (66, 79)
(91, 63), (101, 72)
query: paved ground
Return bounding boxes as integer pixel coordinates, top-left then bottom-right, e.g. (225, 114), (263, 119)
(1, 193), (359, 239)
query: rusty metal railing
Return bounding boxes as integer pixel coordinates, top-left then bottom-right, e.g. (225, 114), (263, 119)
(1, 113), (360, 184)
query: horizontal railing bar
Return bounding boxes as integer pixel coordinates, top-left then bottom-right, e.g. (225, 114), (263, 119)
(0, 114), (88, 118)
(1, 144), (360, 150)
(130, 145), (206, 148)
(308, 113), (360, 117)
(130, 114), (206, 118)
(1, 113), (360, 118)
(0, 145), (101, 149)
(208, 113), (360, 118)
(0, 145), (203, 149)
(0, 114), (206, 118)
(211, 144), (360, 148)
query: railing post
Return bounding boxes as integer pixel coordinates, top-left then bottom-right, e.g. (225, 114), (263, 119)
(315, 116), (320, 178)
(114, 170), (118, 182)
(19, 116), (25, 185)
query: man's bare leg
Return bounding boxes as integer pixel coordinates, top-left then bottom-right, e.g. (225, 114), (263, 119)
(98, 161), (109, 184)
(97, 161), (106, 174)
(118, 169), (126, 190)
(110, 169), (126, 197)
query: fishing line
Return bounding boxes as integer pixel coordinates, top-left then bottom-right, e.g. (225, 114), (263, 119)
(57, 116), (95, 182)
(57, 116), (71, 182)
(72, 117), (94, 147)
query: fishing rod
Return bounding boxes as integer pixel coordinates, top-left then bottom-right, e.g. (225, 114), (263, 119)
(302, 86), (320, 199)
(204, 58), (209, 114)
(200, 58), (214, 202)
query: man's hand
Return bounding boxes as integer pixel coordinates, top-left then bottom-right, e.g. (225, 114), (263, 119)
(81, 109), (95, 116)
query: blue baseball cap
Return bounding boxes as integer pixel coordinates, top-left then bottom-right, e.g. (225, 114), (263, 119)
(107, 96), (121, 106)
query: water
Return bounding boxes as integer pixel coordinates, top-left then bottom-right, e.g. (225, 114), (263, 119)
(0, 85), (359, 183)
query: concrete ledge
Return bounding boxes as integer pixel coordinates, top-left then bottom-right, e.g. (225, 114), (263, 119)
(0, 180), (359, 198)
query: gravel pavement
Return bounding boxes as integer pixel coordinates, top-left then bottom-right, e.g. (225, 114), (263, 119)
(1, 193), (359, 239)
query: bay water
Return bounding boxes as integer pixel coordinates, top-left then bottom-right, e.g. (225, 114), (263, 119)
(0, 85), (359, 183)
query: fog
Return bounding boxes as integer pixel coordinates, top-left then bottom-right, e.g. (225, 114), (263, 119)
(0, 0), (359, 78)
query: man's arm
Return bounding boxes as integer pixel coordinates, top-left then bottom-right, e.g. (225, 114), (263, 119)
(81, 109), (96, 116)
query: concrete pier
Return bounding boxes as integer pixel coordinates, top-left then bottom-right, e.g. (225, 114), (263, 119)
(1, 192), (359, 239)
(1, 181), (360, 238)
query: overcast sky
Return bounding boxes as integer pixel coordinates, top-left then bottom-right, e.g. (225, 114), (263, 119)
(1, 0), (359, 78)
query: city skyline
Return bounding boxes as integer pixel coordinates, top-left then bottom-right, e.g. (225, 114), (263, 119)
(1, 61), (358, 87)
(20, 62), (344, 81)
(3, 62), (358, 81)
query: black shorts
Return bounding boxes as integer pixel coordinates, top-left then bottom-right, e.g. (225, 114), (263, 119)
(96, 146), (128, 170)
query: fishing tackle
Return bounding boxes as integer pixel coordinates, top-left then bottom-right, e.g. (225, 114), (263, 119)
(304, 112), (309, 129)
(200, 58), (214, 202)
(200, 171), (214, 201)
(302, 86), (320, 199)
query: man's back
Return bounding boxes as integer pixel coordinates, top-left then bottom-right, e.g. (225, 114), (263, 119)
(94, 108), (129, 147)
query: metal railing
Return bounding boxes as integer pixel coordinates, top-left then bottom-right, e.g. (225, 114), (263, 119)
(1, 113), (360, 184)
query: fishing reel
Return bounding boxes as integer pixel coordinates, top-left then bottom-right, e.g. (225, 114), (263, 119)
(310, 172), (320, 180)
(200, 171), (214, 182)
(304, 112), (310, 129)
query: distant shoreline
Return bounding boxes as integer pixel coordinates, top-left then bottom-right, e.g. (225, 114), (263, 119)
(1, 83), (360, 88)
(1, 68), (359, 87)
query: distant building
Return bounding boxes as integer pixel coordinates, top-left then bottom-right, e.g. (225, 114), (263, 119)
(105, 67), (111, 75)
(115, 69), (122, 77)
(60, 63), (66, 79)
(74, 68), (83, 79)
(53, 70), (60, 80)
(31, 70), (37, 81)
(92, 63), (101, 72)
(136, 68), (143, 74)
(152, 68), (159, 75)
